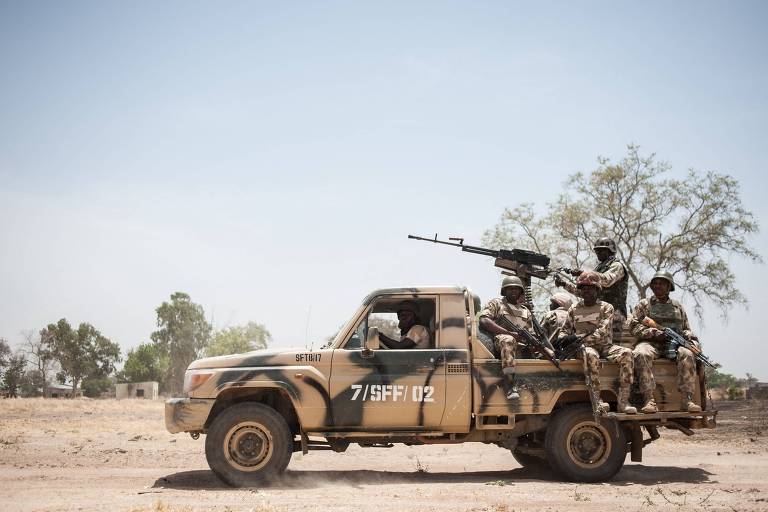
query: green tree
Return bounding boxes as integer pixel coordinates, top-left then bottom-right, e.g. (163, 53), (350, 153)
(206, 322), (271, 357)
(484, 145), (761, 319)
(2, 353), (26, 397)
(20, 369), (44, 397)
(121, 343), (169, 391)
(82, 377), (113, 398)
(0, 338), (10, 369)
(151, 292), (212, 395)
(705, 365), (739, 389)
(40, 319), (121, 396)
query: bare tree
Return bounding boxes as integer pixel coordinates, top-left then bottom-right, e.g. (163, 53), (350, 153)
(20, 330), (57, 392)
(484, 145), (761, 320)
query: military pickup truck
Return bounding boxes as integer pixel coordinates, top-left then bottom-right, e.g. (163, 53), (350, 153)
(165, 286), (716, 486)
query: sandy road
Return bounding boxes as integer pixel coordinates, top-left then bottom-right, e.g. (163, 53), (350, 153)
(1, 398), (766, 511)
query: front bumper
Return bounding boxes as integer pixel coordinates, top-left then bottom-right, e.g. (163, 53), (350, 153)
(165, 397), (216, 434)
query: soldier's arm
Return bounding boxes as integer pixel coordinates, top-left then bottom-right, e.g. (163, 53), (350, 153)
(557, 308), (575, 341)
(378, 333), (417, 350)
(585, 304), (613, 346)
(479, 300), (511, 336)
(596, 260), (625, 288)
(540, 311), (556, 338)
(556, 278), (577, 295)
(628, 300), (659, 340)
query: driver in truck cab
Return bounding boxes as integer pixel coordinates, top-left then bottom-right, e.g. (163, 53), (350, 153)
(378, 300), (431, 349)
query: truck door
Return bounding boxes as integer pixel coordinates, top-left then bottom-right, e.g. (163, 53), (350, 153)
(329, 295), (446, 429)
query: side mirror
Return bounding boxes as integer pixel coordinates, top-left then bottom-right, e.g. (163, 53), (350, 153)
(362, 327), (379, 358)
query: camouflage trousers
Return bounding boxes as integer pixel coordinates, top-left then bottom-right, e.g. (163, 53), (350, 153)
(633, 342), (696, 395)
(612, 310), (628, 347)
(584, 344), (633, 390)
(494, 334), (518, 374)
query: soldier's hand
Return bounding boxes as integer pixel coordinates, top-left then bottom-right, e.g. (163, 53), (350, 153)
(652, 330), (668, 343)
(570, 269), (584, 277)
(554, 277), (565, 287)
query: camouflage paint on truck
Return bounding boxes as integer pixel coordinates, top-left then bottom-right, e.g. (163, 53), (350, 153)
(166, 285), (715, 485)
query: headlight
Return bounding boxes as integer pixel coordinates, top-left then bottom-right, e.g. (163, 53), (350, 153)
(183, 370), (214, 394)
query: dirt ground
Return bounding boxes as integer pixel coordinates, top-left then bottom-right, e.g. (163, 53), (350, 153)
(1, 398), (767, 512)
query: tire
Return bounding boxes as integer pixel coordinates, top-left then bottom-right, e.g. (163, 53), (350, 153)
(545, 404), (627, 482)
(205, 402), (293, 487)
(511, 449), (549, 469)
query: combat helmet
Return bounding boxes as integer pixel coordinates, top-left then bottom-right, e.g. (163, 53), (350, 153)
(500, 275), (525, 295)
(576, 271), (602, 290)
(649, 271), (675, 291)
(593, 237), (617, 253)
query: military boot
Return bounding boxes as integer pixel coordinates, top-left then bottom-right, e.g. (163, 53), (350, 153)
(640, 392), (658, 414)
(681, 393), (702, 412)
(616, 388), (637, 414)
(502, 374), (519, 401)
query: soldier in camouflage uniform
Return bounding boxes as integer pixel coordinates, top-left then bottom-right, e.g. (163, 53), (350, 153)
(629, 271), (702, 413)
(556, 237), (629, 345)
(558, 271), (637, 414)
(540, 292), (574, 342)
(479, 276), (544, 400)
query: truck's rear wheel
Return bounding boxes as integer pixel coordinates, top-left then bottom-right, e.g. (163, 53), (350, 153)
(511, 449), (549, 469)
(545, 404), (626, 482)
(205, 402), (292, 487)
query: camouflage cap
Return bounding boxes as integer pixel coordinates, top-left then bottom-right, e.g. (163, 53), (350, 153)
(593, 237), (617, 253)
(576, 271), (602, 290)
(650, 271), (675, 291)
(550, 292), (574, 309)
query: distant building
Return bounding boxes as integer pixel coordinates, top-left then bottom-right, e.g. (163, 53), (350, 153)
(45, 383), (82, 398)
(116, 381), (159, 400)
(747, 382), (768, 400)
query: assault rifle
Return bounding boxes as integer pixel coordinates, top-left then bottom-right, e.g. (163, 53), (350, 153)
(497, 317), (562, 371)
(554, 330), (596, 361)
(641, 317), (717, 369)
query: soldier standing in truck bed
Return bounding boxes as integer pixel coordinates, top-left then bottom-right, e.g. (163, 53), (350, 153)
(555, 237), (629, 344)
(558, 271), (637, 414)
(479, 276), (537, 401)
(628, 271), (702, 413)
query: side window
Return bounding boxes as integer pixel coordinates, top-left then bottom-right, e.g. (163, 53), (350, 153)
(342, 297), (438, 349)
(369, 313), (400, 340)
(344, 315), (367, 349)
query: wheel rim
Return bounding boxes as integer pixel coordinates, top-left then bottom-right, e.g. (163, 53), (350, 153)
(223, 421), (274, 472)
(565, 420), (612, 468)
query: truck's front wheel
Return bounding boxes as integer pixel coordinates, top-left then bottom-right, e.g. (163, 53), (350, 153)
(545, 404), (626, 482)
(205, 402), (292, 487)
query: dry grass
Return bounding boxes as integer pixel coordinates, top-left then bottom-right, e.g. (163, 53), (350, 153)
(128, 501), (282, 512)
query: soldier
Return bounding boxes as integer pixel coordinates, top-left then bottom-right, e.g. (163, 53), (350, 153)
(558, 271), (637, 414)
(479, 276), (544, 400)
(629, 271), (702, 413)
(540, 292), (574, 342)
(378, 300), (431, 349)
(555, 237), (629, 344)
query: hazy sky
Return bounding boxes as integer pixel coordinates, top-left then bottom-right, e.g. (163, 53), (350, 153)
(1, 1), (766, 379)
